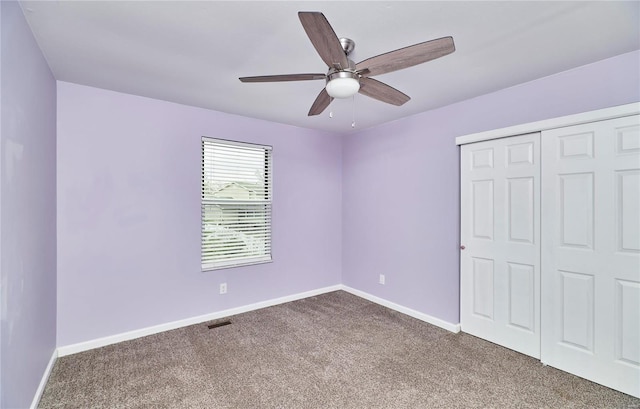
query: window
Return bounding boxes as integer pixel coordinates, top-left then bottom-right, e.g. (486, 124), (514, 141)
(201, 137), (272, 270)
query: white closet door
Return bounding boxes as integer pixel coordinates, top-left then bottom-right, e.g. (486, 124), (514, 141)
(541, 115), (640, 398)
(461, 133), (541, 358)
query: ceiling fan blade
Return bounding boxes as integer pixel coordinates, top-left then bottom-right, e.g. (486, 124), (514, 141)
(239, 73), (326, 83)
(358, 77), (410, 106)
(356, 36), (455, 77)
(298, 12), (349, 69)
(308, 88), (333, 116)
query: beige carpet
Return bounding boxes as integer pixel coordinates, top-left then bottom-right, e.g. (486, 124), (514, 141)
(39, 291), (639, 408)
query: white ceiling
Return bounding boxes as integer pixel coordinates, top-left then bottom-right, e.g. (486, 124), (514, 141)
(20, 1), (640, 133)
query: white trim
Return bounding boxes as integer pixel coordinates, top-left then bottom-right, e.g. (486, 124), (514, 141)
(340, 285), (461, 333)
(57, 284), (461, 357)
(455, 102), (640, 145)
(57, 285), (342, 357)
(30, 349), (58, 409)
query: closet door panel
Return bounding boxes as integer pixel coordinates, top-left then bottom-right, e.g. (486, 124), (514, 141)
(541, 115), (640, 398)
(461, 133), (541, 358)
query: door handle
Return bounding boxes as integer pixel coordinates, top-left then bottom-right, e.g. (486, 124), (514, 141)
(460, 245), (466, 250)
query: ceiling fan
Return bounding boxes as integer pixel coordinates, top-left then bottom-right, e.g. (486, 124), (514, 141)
(239, 12), (455, 116)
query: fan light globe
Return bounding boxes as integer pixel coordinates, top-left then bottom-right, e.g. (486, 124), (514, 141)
(326, 77), (360, 99)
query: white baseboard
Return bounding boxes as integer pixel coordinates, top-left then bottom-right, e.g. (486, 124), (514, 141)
(57, 284), (460, 357)
(339, 285), (461, 333)
(30, 349), (58, 409)
(57, 284), (342, 357)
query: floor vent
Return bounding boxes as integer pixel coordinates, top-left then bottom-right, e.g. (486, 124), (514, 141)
(208, 320), (231, 329)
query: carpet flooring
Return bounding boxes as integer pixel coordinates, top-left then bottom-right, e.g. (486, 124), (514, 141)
(39, 291), (640, 408)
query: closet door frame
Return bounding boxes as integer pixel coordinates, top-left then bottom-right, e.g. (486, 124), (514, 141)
(456, 103), (639, 146)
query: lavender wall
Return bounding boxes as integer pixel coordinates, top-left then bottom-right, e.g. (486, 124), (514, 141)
(1, 2), (57, 408)
(343, 50), (640, 324)
(57, 50), (640, 347)
(56, 82), (342, 347)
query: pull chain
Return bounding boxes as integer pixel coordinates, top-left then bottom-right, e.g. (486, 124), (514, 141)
(351, 95), (356, 128)
(327, 97), (356, 127)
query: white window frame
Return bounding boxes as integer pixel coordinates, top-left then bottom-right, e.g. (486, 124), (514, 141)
(201, 137), (272, 270)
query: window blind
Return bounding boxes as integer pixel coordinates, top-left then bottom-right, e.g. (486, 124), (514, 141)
(201, 137), (272, 270)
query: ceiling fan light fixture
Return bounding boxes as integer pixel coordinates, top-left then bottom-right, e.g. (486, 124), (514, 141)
(326, 72), (360, 99)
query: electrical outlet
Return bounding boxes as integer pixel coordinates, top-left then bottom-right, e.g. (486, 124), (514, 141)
(379, 274), (385, 285)
(219, 283), (227, 294)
